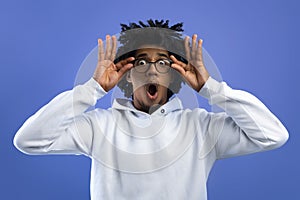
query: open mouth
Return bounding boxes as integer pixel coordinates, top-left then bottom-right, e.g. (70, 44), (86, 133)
(145, 84), (158, 100)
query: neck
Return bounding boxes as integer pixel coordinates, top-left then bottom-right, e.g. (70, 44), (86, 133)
(132, 100), (164, 114)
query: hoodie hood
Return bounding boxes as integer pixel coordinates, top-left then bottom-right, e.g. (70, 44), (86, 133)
(111, 96), (183, 116)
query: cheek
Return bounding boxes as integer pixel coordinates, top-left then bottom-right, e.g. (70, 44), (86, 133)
(131, 74), (146, 89)
(162, 74), (173, 86)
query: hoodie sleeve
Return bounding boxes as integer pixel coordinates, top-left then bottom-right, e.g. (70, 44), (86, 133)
(198, 77), (289, 159)
(13, 78), (107, 156)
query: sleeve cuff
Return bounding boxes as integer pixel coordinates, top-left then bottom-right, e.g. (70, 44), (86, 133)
(198, 77), (223, 99)
(84, 78), (107, 100)
(198, 76), (230, 107)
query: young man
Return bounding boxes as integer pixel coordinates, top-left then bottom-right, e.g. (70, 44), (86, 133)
(14, 19), (289, 200)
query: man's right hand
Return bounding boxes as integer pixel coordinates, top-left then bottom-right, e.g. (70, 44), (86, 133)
(93, 35), (135, 92)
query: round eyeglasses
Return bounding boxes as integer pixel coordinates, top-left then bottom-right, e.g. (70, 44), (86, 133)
(133, 58), (172, 74)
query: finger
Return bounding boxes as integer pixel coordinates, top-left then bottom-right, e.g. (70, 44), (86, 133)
(170, 62), (186, 76)
(196, 39), (203, 63)
(98, 39), (104, 61)
(170, 55), (187, 68)
(171, 55), (194, 73)
(184, 36), (191, 61)
(105, 35), (112, 60)
(110, 35), (117, 61)
(117, 63), (134, 77)
(170, 55), (190, 73)
(191, 34), (197, 59)
(115, 57), (135, 70)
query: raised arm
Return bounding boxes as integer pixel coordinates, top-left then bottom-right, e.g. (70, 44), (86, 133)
(14, 35), (134, 155)
(13, 78), (105, 155)
(171, 34), (288, 158)
(198, 77), (289, 159)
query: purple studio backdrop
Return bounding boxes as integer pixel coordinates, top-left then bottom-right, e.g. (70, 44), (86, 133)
(1, 0), (299, 199)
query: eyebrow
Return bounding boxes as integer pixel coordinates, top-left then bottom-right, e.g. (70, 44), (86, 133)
(136, 53), (169, 59)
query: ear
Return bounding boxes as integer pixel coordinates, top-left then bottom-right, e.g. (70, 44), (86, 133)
(126, 71), (132, 83)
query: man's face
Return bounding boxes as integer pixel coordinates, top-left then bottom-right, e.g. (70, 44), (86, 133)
(126, 47), (174, 113)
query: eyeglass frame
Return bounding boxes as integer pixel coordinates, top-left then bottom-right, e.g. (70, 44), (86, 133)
(131, 58), (173, 74)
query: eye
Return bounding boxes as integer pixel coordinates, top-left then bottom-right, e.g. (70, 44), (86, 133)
(157, 59), (170, 66)
(137, 59), (147, 66)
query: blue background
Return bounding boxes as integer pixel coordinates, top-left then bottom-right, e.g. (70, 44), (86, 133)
(1, 0), (299, 199)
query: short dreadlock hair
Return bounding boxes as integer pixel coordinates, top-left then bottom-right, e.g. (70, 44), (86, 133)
(115, 19), (187, 99)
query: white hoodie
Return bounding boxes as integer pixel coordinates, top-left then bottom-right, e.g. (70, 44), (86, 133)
(14, 77), (289, 200)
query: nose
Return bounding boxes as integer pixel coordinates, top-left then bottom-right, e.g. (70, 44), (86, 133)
(145, 63), (158, 76)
